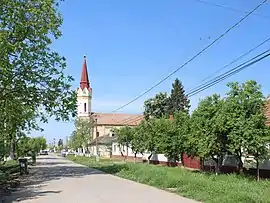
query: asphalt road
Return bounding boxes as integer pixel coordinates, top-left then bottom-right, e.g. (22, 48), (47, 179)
(3, 154), (198, 203)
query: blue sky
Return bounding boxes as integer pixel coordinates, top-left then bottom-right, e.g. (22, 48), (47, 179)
(31, 0), (270, 144)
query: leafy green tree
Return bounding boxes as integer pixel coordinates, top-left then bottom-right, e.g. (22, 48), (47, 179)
(68, 131), (79, 150)
(116, 126), (134, 159)
(68, 118), (93, 151)
(139, 120), (160, 162)
(16, 136), (32, 157)
(221, 81), (270, 176)
(173, 112), (190, 165)
(0, 0), (76, 160)
(16, 136), (47, 157)
(188, 94), (227, 172)
(29, 136), (47, 153)
(154, 117), (180, 163)
(143, 92), (169, 120)
(130, 125), (146, 159)
(58, 138), (63, 151)
(167, 78), (190, 114)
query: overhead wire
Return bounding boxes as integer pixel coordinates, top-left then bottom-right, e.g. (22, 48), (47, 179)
(193, 0), (270, 20)
(111, 0), (267, 113)
(186, 37), (270, 93)
(187, 49), (270, 97)
(118, 47), (270, 125)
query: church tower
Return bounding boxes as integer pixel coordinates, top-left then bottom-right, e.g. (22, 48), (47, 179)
(77, 56), (92, 118)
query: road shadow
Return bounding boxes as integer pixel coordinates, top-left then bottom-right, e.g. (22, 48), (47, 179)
(1, 156), (105, 203)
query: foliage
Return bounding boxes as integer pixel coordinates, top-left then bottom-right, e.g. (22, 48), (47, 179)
(119, 80), (270, 179)
(220, 81), (270, 176)
(16, 136), (47, 157)
(0, 0), (76, 160)
(68, 118), (93, 149)
(154, 117), (179, 161)
(68, 155), (270, 203)
(143, 92), (169, 120)
(188, 94), (227, 171)
(130, 124), (147, 155)
(116, 126), (134, 148)
(139, 120), (159, 159)
(167, 78), (190, 114)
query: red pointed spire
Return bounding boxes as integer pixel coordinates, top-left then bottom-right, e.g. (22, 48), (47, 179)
(80, 55), (91, 90)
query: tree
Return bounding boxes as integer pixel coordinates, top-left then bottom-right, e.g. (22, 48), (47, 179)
(154, 116), (183, 164)
(173, 112), (190, 165)
(189, 94), (227, 173)
(58, 138), (63, 151)
(130, 125), (146, 160)
(167, 78), (190, 114)
(139, 120), (159, 162)
(0, 0), (76, 160)
(143, 92), (169, 120)
(16, 136), (47, 157)
(221, 80), (270, 178)
(68, 131), (79, 150)
(68, 118), (93, 151)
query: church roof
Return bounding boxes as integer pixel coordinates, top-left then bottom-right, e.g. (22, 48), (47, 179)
(89, 135), (117, 146)
(80, 56), (91, 91)
(82, 113), (144, 126)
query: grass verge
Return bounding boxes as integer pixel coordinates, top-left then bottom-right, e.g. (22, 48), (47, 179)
(67, 155), (270, 203)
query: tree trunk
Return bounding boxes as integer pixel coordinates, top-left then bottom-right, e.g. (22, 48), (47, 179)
(237, 157), (244, 174)
(180, 152), (184, 167)
(200, 158), (204, 171)
(211, 156), (219, 174)
(134, 152), (137, 163)
(126, 144), (128, 158)
(9, 138), (15, 160)
(147, 153), (152, 164)
(256, 158), (260, 181)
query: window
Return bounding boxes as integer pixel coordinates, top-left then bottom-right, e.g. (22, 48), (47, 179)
(111, 133), (115, 137)
(113, 144), (117, 152)
(84, 103), (86, 112)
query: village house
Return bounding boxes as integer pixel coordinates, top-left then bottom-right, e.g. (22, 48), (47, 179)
(76, 56), (143, 157)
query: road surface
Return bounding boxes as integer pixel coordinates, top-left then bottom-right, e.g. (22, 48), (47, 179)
(3, 154), (198, 203)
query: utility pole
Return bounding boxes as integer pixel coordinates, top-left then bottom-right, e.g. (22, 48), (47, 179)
(95, 117), (99, 161)
(90, 115), (94, 154)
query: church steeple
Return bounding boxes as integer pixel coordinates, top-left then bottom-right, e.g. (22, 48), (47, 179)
(80, 55), (91, 90)
(77, 55), (92, 118)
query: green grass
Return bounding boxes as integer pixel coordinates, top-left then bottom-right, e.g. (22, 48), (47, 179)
(67, 155), (270, 203)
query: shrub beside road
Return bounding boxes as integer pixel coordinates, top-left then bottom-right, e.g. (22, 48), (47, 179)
(0, 160), (20, 196)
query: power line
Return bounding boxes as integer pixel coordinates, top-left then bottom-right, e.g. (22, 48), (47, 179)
(111, 0), (267, 113)
(193, 0), (270, 20)
(187, 49), (270, 97)
(186, 37), (270, 93)
(117, 49), (270, 125)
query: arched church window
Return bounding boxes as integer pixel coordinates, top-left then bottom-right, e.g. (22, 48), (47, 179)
(84, 103), (86, 112)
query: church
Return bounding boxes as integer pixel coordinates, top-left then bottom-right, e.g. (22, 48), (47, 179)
(77, 56), (144, 157)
